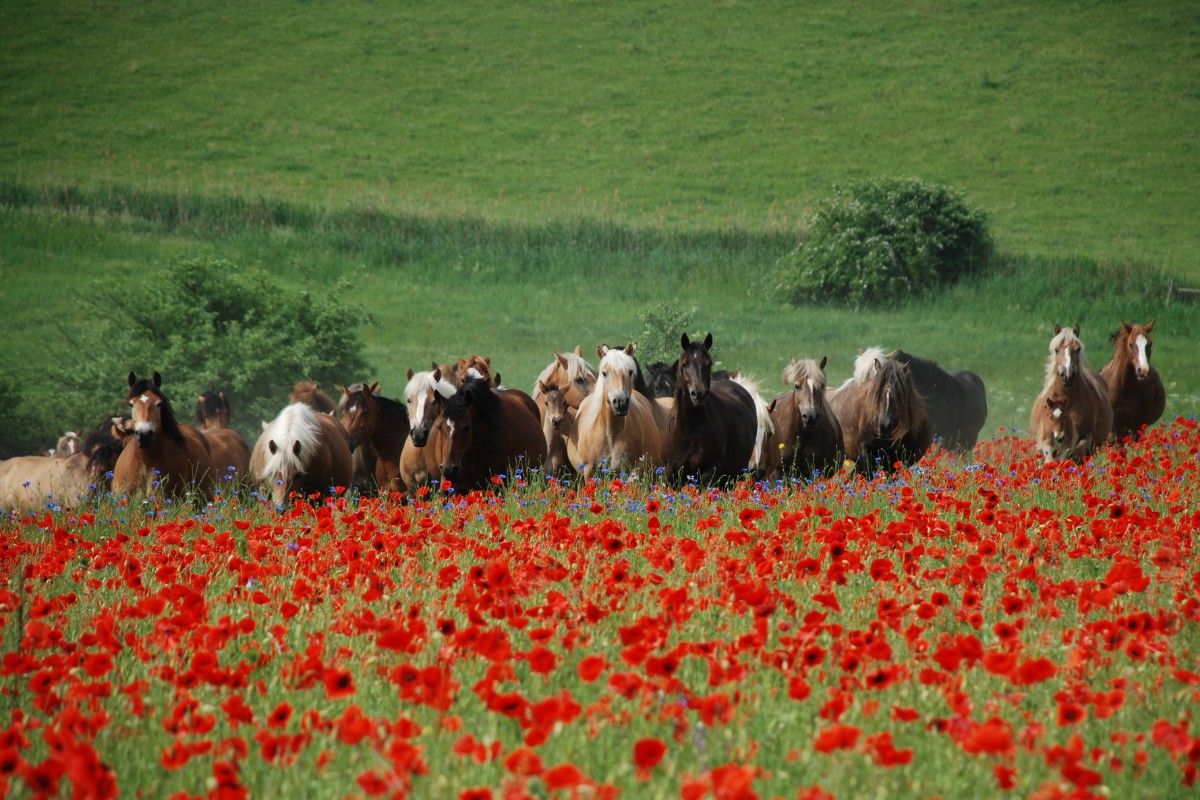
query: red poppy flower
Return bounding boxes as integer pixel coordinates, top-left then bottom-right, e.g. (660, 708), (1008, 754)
(634, 737), (667, 772)
(813, 724), (860, 753)
(578, 654), (607, 682)
(503, 746), (544, 776)
(323, 667), (355, 699)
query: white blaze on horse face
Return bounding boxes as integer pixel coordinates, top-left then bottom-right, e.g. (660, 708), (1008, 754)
(1133, 334), (1150, 375)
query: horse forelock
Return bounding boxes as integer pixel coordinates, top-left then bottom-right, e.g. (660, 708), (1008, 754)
(784, 359), (827, 391)
(598, 348), (637, 391)
(263, 403), (324, 481)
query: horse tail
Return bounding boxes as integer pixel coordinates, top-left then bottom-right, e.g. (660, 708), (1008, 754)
(732, 375), (775, 473)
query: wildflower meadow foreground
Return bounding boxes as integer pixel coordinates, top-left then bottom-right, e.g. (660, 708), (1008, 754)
(2, 421), (1198, 800)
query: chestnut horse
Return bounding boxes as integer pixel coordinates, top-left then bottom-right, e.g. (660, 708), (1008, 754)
(892, 350), (988, 453)
(251, 403), (353, 506)
(193, 390), (232, 431)
(438, 378), (545, 492)
(1031, 324), (1112, 461)
(1100, 320), (1166, 441)
(535, 381), (578, 479)
(290, 380), (338, 414)
(662, 333), (758, 485)
(769, 357), (845, 480)
(829, 351), (932, 475)
(1030, 390), (1077, 463)
(113, 372), (215, 499)
(340, 382), (411, 494)
(572, 344), (662, 479)
(399, 366), (456, 494)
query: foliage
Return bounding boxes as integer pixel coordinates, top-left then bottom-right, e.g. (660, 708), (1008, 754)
(634, 302), (697, 367)
(779, 177), (993, 308)
(48, 258), (370, 439)
(0, 379), (43, 459)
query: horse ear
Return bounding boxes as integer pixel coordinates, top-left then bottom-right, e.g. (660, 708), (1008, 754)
(268, 440), (278, 455)
(1072, 323), (1080, 336)
(573, 345), (583, 356)
(703, 332), (713, 350)
(1121, 320), (1132, 332)
(198, 395), (205, 403)
(856, 347), (864, 356)
(1054, 324), (1062, 335)
(819, 356), (828, 370)
(219, 392), (225, 401)
(1145, 319), (1156, 332)
(152, 371), (162, 387)
(128, 372), (137, 388)
(596, 344), (608, 360)
(432, 367), (442, 382)
(681, 333), (690, 348)
(369, 381), (381, 395)
(767, 399), (777, 414)
(406, 368), (415, 380)
(556, 353), (570, 367)
(789, 357), (798, 366)
(292, 441), (302, 458)
(493, 372), (501, 386)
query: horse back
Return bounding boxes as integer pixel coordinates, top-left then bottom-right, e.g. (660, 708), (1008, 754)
(201, 428), (251, 481)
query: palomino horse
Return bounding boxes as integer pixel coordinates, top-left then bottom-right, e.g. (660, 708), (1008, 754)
(532, 347), (597, 409)
(1100, 320), (1166, 441)
(113, 372), (216, 499)
(251, 403), (353, 506)
(399, 366), (457, 494)
(193, 390), (232, 431)
(829, 351), (932, 475)
(1031, 324), (1113, 461)
(571, 344), (662, 479)
(2, 425), (125, 511)
(340, 382), (411, 494)
(662, 333), (758, 485)
(769, 357), (845, 480)
(438, 378), (545, 492)
(535, 381), (578, 479)
(1030, 391), (1077, 463)
(892, 350), (988, 453)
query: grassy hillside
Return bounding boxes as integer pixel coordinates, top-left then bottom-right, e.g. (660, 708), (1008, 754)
(2, 0), (1197, 269)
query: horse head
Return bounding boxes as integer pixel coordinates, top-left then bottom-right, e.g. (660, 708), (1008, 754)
(1050, 324), (1083, 388)
(1116, 320), (1155, 381)
(1038, 395), (1077, 462)
(784, 356), (828, 430)
(339, 382), (381, 451)
(678, 332), (714, 407)
(127, 371), (167, 449)
(538, 381), (568, 431)
(596, 343), (638, 417)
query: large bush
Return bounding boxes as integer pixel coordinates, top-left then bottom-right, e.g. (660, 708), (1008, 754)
(43, 258), (371, 440)
(779, 177), (992, 307)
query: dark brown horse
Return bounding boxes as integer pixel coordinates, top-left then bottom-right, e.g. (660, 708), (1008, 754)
(829, 351), (932, 475)
(662, 333), (758, 485)
(891, 350), (988, 453)
(193, 390), (232, 431)
(769, 357), (845, 480)
(437, 378), (545, 492)
(340, 382), (411, 494)
(191, 389), (250, 483)
(113, 372), (216, 499)
(1031, 325), (1112, 461)
(1100, 320), (1166, 441)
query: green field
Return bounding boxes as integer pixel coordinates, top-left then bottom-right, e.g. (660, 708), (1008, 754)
(1, 1), (1197, 447)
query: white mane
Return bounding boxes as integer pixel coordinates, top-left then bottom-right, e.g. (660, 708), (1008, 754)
(405, 370), (456, 427)
(259, 403), (324, 490)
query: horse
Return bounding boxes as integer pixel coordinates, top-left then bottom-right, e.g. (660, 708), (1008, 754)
(437, 378), (546, 492)
(571, 344), (662, 479)
(728, 373), (778, 479)
(768, 357), (845, 480)
(0, 452), (93, 512)
(829, 351), (932, 475)
(662, 333), (758, 485)
(335, 383), (380, 493)
(1100, 320), (1166, 441)
(399, 366), (457, 494)
(456, 355), (501, 387)
(251, 403), (353, 506)
(891, 350), (988, 453)
(1030, 324), (1113, 461)
(340, 382), (411, 494)
(1030, 390), (1078, 463)
(112, 372), (216, 499)
(535, 381), (577, 479)
(290, 380), (338, 415)
(645, 362), (677, 399)
(532, 347), (598, 409)
(194, 390), (232, 431)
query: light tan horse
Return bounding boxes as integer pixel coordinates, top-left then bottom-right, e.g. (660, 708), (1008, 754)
(0, 452), (94, 511)
(251, 403), (353, 506)
(769, 357), (845, 480)
(399, 367), (456, 495)
(1100, 320), (1166, 441)
(1030, 390), (1077, 463)
(535, 381), (578, 480)
(532, 347), (597, 410)
(113, 372), (216, 500)
(570, 344), (662, 479)
(1031, 325), (1113, 461)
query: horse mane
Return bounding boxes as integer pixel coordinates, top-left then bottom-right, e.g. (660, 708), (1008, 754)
(127, 378), (186, 447)
(852, 347), (888, 384)
(445, 378), (502, 426)
(783, 359), (827, 390)
(262, 403), (324, 482)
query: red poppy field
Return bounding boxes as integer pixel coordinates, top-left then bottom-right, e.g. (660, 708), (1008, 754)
(2, 421), (1198, 800)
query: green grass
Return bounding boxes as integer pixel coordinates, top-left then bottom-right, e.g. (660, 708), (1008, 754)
(2, 0), (1197, 270)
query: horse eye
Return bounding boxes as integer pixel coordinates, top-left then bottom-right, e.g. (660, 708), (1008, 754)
(575, 376), (585, 385)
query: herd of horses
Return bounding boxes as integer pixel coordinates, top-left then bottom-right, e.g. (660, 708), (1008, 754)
(0, 320), (1165, 511)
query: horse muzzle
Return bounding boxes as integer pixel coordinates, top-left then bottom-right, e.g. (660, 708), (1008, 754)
(1058, 370), (1075, 388)
(801, 412), (820, 430)
(688, 389), (708, 407)
(440, 463), (460, 480)
(610, 397), (630, 416)
(411, 428), (429, 447)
